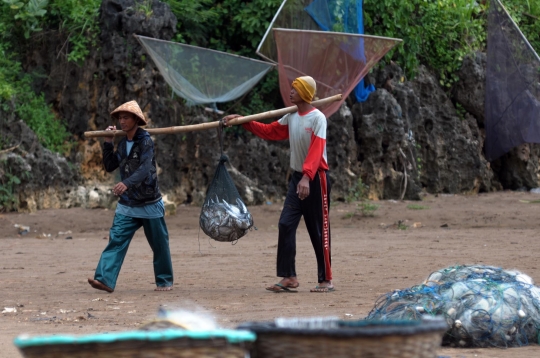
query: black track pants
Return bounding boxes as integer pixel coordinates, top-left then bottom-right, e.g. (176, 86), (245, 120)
(276, 170), (332, 283)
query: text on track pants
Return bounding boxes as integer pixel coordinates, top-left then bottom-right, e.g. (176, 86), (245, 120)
(277, 170), (332, 283)
(94, 213), (173, 290)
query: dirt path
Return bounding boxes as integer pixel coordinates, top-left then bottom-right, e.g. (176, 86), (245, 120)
(2, 191), (540, 357)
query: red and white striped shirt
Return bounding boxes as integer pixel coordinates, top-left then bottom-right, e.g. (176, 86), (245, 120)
(242, 108), (328, 180)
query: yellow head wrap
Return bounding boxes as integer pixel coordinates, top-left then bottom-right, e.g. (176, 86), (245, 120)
(292, 76), (316, 103)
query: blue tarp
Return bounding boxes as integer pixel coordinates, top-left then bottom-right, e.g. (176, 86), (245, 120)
(305, 0), (375, 102)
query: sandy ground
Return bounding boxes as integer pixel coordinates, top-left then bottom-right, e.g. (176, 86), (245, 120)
(2, 191), (540, 357)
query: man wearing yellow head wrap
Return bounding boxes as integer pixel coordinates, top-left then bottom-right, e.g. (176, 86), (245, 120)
(292, 76), (316, 103)
(222, 76), (334, 293)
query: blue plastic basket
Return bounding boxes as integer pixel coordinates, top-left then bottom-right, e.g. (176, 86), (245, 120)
(15, 329), (256, 358)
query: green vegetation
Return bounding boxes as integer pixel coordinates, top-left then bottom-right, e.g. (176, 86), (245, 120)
(2, 0), (48, 39)
(0, 174), (20, 211)
(346, 178), (369, 203)
(397, 220), (408, 230)
(0, 51), (71, 153)
(0, 0), (101, 154)
(1, 0), (101, 63)
(504, 0), (540, 52)
(519, 199), (540, 204)
(48, 0), (101, 63)
(135, 0), (154, 18)
(359, 201), (379, 217)
(364, 0), (540, 86)
(407, 204), (430, 210)
(165, 0), (282, 53)
(0, 161), (21, 212)
(343, 178), (379, 219)
(364, 0), (485, 86)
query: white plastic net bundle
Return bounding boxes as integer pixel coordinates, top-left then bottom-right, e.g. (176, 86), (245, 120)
(367, 265), (540, 348)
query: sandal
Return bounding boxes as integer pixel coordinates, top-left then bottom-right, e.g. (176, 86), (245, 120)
(265, 282), (299, 293)
(310, 285), (335, 293)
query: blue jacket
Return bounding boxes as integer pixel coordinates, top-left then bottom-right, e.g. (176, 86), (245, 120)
(102, 127), (161, 207)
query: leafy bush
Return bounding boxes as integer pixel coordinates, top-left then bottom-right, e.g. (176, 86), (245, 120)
(342, 178), (379, 218)
(1, 0), (101, 63)
(407, 204), (429, 210)
(346, 178), (369, 203)
(1, 0), (49, 39)
(364, 0), (486, 86)
(48, 0), (101, 63)
(16, 93), (71, 153)
(364, 0), (540, 86)
(0, 157), (31, 211)
(0, 165), (20, 212)
(164, 0), (218, 45)
(0, 0), (97, 154)
(0, 52), (70, 153)
(503, 0), (540, 52)
(359, 201), (379, 217)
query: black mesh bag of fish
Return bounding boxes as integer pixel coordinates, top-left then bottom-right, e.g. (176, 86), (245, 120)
(199, 154), (254, 242)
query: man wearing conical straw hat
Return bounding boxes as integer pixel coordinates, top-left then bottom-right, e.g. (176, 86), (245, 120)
(88, 100), (174, 293)
(223, 76), (334, 293)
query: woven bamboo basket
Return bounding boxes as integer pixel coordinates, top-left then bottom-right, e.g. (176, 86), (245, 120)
(14, 329), (255, 358)
(238, 317), (447, 358)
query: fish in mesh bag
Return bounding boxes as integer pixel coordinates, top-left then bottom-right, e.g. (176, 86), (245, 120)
(200, 154), (253, 242)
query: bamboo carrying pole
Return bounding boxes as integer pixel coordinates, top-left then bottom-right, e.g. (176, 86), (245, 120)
(83, 94), (342, 138)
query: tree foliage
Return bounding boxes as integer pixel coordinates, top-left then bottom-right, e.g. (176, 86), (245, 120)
(364, 0), (486, 85)
(0, 0), (101, 153)
(364, 0), (540, 84)
(503, 0), (540, 52)
(0, 50), (71, 153)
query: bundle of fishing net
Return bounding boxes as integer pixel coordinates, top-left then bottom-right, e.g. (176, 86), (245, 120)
(366, 265), (540, 348)
(199, 126), (253, 242)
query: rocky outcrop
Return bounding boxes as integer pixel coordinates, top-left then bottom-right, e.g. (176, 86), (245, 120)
(352, 88), (421, 200)
(353, 63), (496, 200)
(453, 52), (486, 126)
(0, 104), (79, 212)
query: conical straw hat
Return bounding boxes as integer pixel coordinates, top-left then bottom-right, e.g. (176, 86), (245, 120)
(110, 100), (147, 126)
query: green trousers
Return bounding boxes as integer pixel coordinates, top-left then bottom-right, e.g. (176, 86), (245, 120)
(94, 213), (173, 290)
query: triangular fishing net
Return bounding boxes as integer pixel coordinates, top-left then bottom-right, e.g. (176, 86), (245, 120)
(135, 35), (274, 105)
(274, 28), (401, 116)
(485, 0), (540, 161)
(199, 125), (253, 242)
(304, 0), (375, 102)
